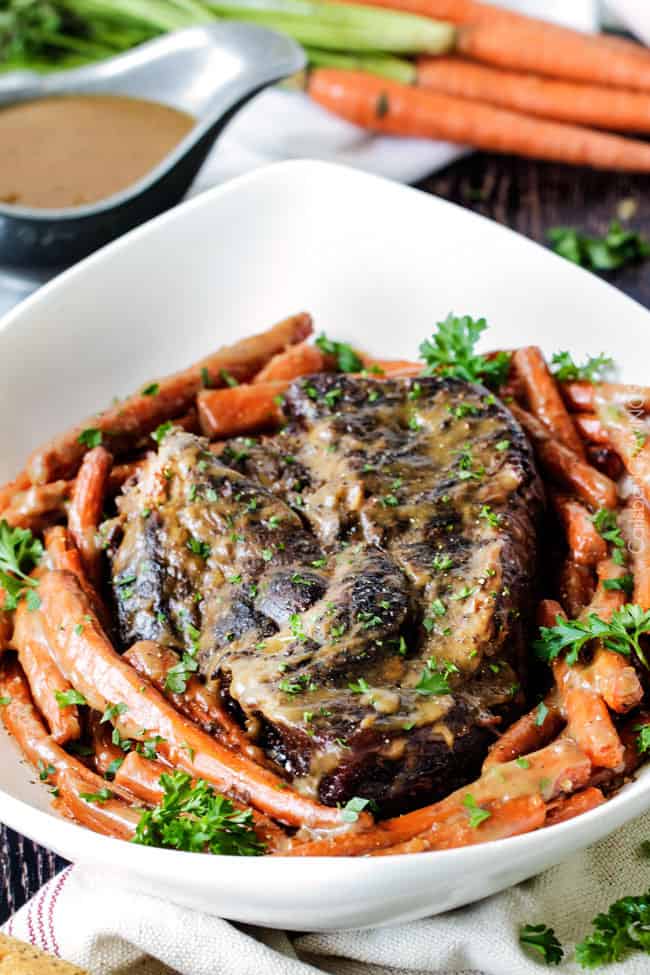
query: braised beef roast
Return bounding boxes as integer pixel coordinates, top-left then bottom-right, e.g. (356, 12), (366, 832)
(104, 375), (543, 815)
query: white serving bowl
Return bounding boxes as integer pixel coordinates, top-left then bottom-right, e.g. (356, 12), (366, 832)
(1, 160), (649, 931)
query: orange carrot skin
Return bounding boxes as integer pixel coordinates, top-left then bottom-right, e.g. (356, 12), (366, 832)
(417, 56), (650, 134)
(574, 414), (609, 446)
(551, 493), (607, 567)
(38, 570), (354, 830)
(68, 446), (113, 586)
(563, 381), (650, 413)
(482, 695), (563, 769)
(197, 382), (287, 439)
(559, 560), (595, 618)
(308, 69), (650, 173)
(553, 659), (624, 771)
(512, 347), (584, 456)
(254, 341), (328, 383)
(546, 787), (605, 826)
(1, 481), (72, 531)
(56, 767), (141, 840)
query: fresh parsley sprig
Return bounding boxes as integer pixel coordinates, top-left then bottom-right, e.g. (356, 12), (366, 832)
(519, 924), (564, 966)
(551, 351), (614, 384)
(315, 334), (362, 373)
(534, 605), (650, 669)
(415, 659), (457, 696)
(548, 221), (650, 272)
(419, 314), (510, 389)
(133, 770), (264, 856)
(575, 888), (650, 967)
(0, 519), (43, 611)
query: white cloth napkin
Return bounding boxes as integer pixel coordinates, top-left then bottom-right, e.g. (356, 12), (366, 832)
(5, 805), (650, 975)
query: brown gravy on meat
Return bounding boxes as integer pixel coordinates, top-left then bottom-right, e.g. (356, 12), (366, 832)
(0, 95), (194, 209)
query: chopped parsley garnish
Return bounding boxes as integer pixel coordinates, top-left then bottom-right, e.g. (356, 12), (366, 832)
(186, 536), (211, 560)
(341, 796), (370, 823)
(419, 314), (510, 388)
(152, 421), (174, 444)
(592, 509), (627, 565)
(550, 350), (615, 383)
(348, 677), (370, 694)
(315, 333), (363, 373)
(415, 659), (457, 696)
(495, 439), (510, 452)
(534, 605), (650, 669)
(100, 702), (128, 724)
(519, 924), (564, 966)
(79, 787), (114, 805)
(636, 725), (650, 754)
(479, 504), (502, 528)
(535, 702), (549, 727)
(141, 383), (159, 396)
(462, 793), (491, 828)
(201, 367), (212, 389)
(134, 771), (264, 855)
(515, 757), (530, 769)
(432, 554), (453, 572)
(77, 428), (103, 448)
(602, 574), (634, 596)
(0, 696), (10, 707)
(55, 689), (87, 708)
(0, 520), (43, 611)
(455, 445), (485, 481)
(38, 761), (56, 782)
(548, 220), (650, 272)
(220, 369), (239, 387)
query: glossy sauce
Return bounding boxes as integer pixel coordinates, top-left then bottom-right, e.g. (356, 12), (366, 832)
(0, 94), (194, 209)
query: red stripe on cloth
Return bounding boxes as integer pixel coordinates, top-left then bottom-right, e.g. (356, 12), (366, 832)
(47, 867), (72, 958)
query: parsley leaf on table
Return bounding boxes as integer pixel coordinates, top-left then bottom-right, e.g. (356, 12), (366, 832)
(534, 605), (650, 669)
(133, 770), (264, 856)
(548, 221), (650, 272)
(315, 333), (363, 373)
(419, 314), (510, 389)
(575, 888), (650, 968)
(550, 351), (614, 383)
(519, 924), (564, 966)
(0, 519), (43, 611)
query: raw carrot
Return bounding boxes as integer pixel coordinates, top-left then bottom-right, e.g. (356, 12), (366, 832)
(545, 786), (605, 826)
(38, 570), (359, 831)
(550, 492), (607, 568)
(308, 69), (650, 173)
(511, 405), (617, 510)
(254, 341), (329, 383)
(68, 446), (113, 587)
(197, 382), (287, 439)
(512, 346), (584, 455)
(417, 56), (650, 134)
(26, 312), (312, 484)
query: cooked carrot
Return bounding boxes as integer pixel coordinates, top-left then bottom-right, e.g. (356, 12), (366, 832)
(551, 492), (607, 568)
(26, 313), (313, 484)
(55, 767), (141, 840)
(0, 589), (12, 653)
(114, 751), (287, 852)
(88, 711), (127, 778)
(0, 471), (31, 514)
(107, 459), (146, 494)
(361, 357), (422, 378)
(482, 693), (563, 769)
(417, 56), (650, 134)
(457, 18), (650, 93)
(512, 347), (584, 456)
(254, 341), (328, 383)
(0, 657), (104, 790)
(586, 557), (629, 620)
(574, 414), (609, 446)
(545, 786), (605, 827)
(38, 570), (360, 830)
(124, 641), (266, 764)
(596, 397), (650, 505)
(537, 597), (567, 630)
(588, 648), (642, 715)
(197, 382), (287, 439)
(44, 526), (111, 631)
(553, 659), (624, 770)
(68, 446), (113, 587)
(308, 70), (650, 173)
(512, 405), (617, 510)
(563, 381), (650, 414)
(558, 559), (595, 618)
(12, 602), (81, 746)
(283, 739), (589, 857)
(1, 480), (72, 531)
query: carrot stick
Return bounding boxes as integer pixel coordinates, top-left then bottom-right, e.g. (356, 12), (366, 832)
(282, 738), (589, 857)
(0, 471), (31, 514)
(586, 557), (629, 620)
(123, 641), (266, 764)
(512, 405), (617, 510)
(370, 794), (546, 855)
(1, 480), (72, 531)
(0, 657), (107, 790)
(44, 526), (111, 631)
(545, 786), (605, 826)
(596, 397), (650, 505)
(254, 341), (328, 383)
(574, 414), (610, 446)
(457, 17), (650, 93)
(550, 492), (607, 568)
(553, 658), (624, 770)
(563, 382), (650, 414)
(417, 56), (650, 134)
(482, 693), (563, 769)
(26, 312), (313, 484)
(38, 570), (359, 830)
(114, 751), (287, 852)
(361, 357), (422, 378)
(512, 347), (584, 456)
(89, 711), (127, 778)
(0, 589), (12, 653)
(55, 767), (141, 840)
(12, 602), (81, 746)
(197, 382), (287, 439)
(587, 648), (642, 715)
(558, 559), (595, 618)
(107, 459), (146, 494)
(68, 446), (113, 587)
(308, 69), (650, 173)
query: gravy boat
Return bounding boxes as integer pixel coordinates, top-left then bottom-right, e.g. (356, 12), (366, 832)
(0, 24), (305, 270)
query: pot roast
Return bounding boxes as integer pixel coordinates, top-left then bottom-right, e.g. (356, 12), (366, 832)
(104, 374), (543, 815)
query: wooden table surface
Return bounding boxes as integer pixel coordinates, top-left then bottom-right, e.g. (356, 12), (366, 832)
(2, 151), (649, 924)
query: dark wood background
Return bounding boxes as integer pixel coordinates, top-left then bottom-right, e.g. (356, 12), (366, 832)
(2, 152), (649, 924)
